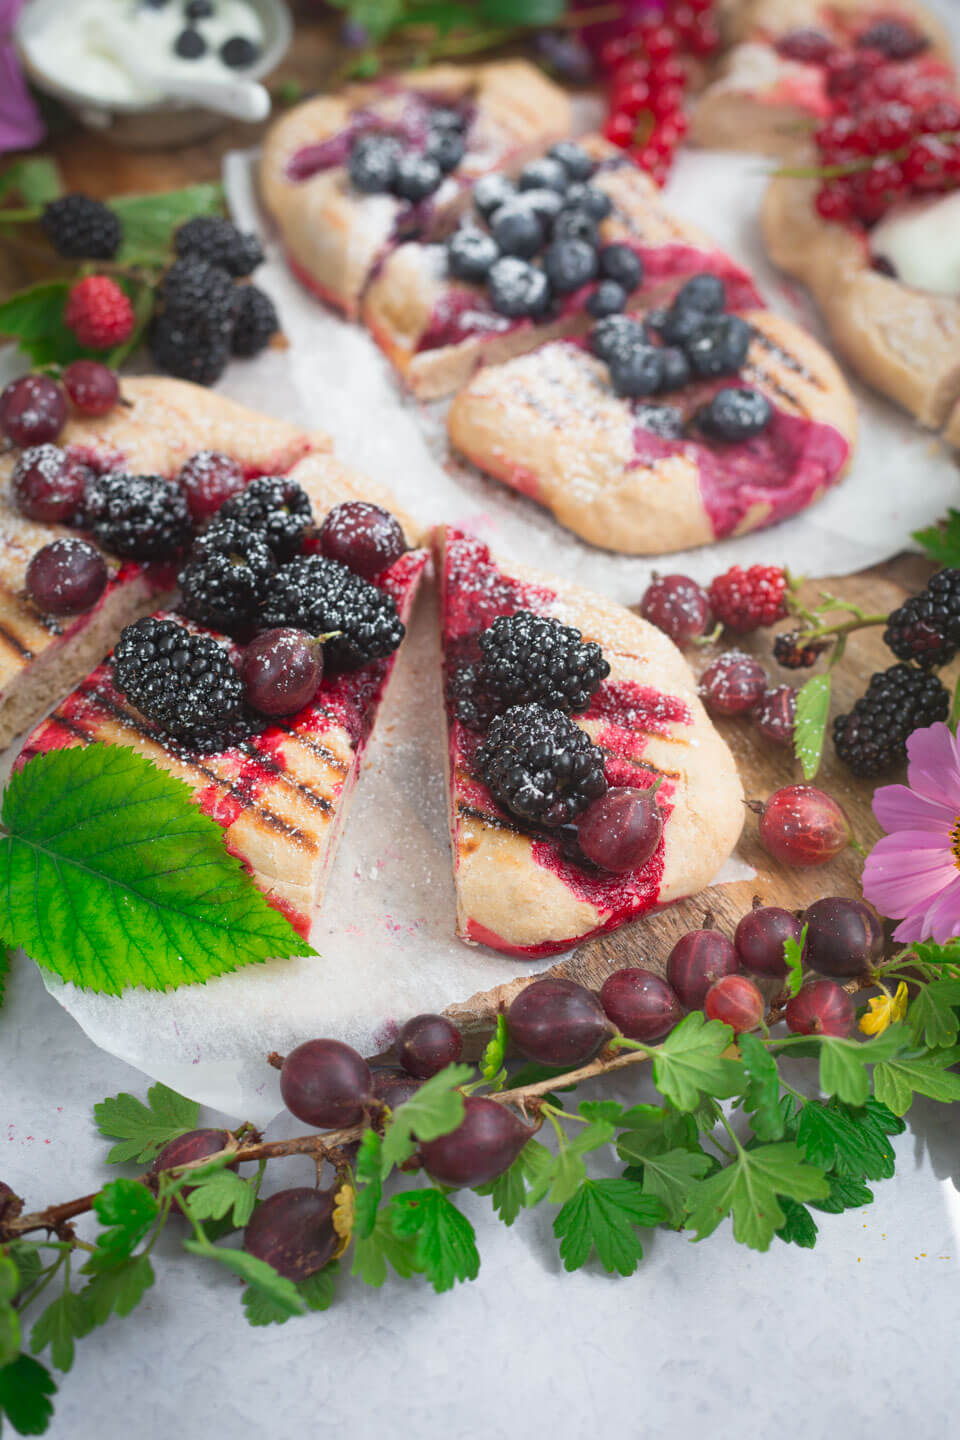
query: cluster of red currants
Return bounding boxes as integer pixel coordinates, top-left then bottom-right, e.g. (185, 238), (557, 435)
(599, 1), (719, 186)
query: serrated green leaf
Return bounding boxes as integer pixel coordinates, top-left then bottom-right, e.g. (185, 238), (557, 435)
(111, 184), (224, 264)
(913, 510), (960, 568)
(354, 1131), (383, 1240)
(907, 980), (960, 1050)
(776, 1198), (818, 1249)
(0, 746), (314, 994)
(389, 1189), (479, 1294)
(738, 1033), (785, 1142)
(547, 1146), (586, 1206)
(812, 1173), (874, 1214)
(183, 1242), (306, 1319)
(794, 673), (831, 781)
(78, 1255), (154, 1327)
(351, 1211), (421, 1287)
(243, 1263), (337, 1325)
(0, 282), (96, 368)
(0, 1303), (19, 1369)
(183, 1170), (255, 1229)
(95, 1082), (200, 1164)
(615, 1136), (712, 1226)
(553, 1178), (665, 1276)
(686, 1142), (829, 1252)
(480, 1014), (508, 1089)
(873, 1050), (960, 1116)
(473, 1139), (552, 1224)
(8, 1246), (43, 1297)
(0, 1354), (57, 1436)
(0, 157), (63, 207)
(29, 1290), (88, 1373)
(651, 1012), (744, 1112)
(818, 1028), (906, 1106)
(91, 1180), (159, 1260)
(784, 925), (806, 998)
(479, 0), (563, 22)
(379, 1064), (472, 1174)
(796, 1100), (896, 1181)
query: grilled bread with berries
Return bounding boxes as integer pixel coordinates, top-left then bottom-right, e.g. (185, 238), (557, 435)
(447, 308), (856, 554)
(691, 1), (954, 158)
(436, 526), (743, 957)
(20, 456), (426, 938)
(260, 60), (571, 320)
(0, 378), (324, 750)
(362, 134), (764, 400)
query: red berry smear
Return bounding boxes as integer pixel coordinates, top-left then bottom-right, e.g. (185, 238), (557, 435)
(667, 929), (739, 1010)
(1, 375), (67, 448)
(599, 967), (682, 1042)
(63, 360), (120, 417)
(177, 450), (246, 523)
(704, 973), (764, 1033)
(64, 276), (135, 350)
(12, 445), (90, 524)
(785, 979), (855, 1038)
(576, 785), (663, 873)
(708, 564), (788, 633)
(699, 650), (767, 716)
(639, 572), (712, 645)
(757, 785), (853, 868)
(319, 501), (407, 580)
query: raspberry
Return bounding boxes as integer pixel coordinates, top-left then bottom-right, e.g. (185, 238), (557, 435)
(261, 554), (404, 671)
(41, 195), (122, 260)
(476, 702), (607, 828)
(773, 631), (829, 669)
(231, 285), (279, 357)
(174, 216), (264, 277)
(708, 565), (788, 633)
(64, 277), (134, 350)
(833, 664), (948, 776)
(85, 472), (193, 560)
(884, 570), (960, 669)
(178, 519), (277, 632)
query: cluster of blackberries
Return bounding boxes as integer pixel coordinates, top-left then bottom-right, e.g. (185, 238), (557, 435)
(444, 143), (645, 322)
(476, 702), (608, 829)
(348, 102), (469, 202)
(149, 217), (278, 387)
(833, 664), (948, 777)
(450, 610), (609, 730)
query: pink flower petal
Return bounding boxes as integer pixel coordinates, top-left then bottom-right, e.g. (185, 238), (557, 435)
(920, 877), (960, 943)
(906, 723), (960, 808)
(863, 833), (956, 917)
(893, 912), (927, 943)
(863, 863), (956, 917)
(872, 782), (955, 836)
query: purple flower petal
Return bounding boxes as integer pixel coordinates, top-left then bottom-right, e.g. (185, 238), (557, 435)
(905, 722), (960, 809)
(892, 911), (928, 943)
(863, 832), (956, 916)
(919, 876), (960, 943)
(873, 782), (955, 836)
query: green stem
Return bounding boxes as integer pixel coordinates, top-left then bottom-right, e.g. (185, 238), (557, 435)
(0, 206), (43, 224)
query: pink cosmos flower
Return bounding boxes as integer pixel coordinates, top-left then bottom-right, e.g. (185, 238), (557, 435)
(863, 721), (960, 944)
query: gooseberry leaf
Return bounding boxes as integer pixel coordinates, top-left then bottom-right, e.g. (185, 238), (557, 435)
(793, 674), (831, 781)
(94, 1081), (200, 1164)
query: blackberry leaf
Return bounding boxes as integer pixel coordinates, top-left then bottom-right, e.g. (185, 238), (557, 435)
(0, 745), (314, 994)
(793, 673), (831, 781)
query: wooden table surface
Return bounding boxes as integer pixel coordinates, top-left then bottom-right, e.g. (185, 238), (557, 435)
(3, 12), (955, 1042)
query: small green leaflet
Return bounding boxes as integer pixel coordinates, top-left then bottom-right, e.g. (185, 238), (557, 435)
(616, 1135), (712, 1227)
(796, 1100), (896, 1181)
(379, 1064), (473, 1174)
(183, 1242), (306, 1320)
(784, 925), (806, 998)
(776, 1199), (818, 1249)
(0, 1256), (19, 1369)
(474, 1139), (553, 1225)
(0, 1355), (57, 1436)
(244, 1264), (338, 1326)
(738, 1033), (785, 1142)
(353, 1130), (384, 1239)
(651, 1012), (744, 1112)
(95, 1081), (200, 1164)
(907, 979), (960, 1049)
(30, 1291), (89, 1373)
(351, 1211), (422, 1288)
(183, 1170), (256, 1230)
(8, 1246), (43, 1297)
(480, 1014), (508, 1089)
(0, 156), (63, 207)
(818, 1027), (906, 1106)
(913, 510), (960, 568)
(686, 1142), (829, 1252)
(111, 184), (224, 265)
(90, 1180), (159, 1261)
(389, 1189), (479, 1293)
(553, 1179), (665, 1276)
(813, 1174), (874, 1215)
(873, 1048), (960, 1116)
(77, 1256), (155, 1326)
(0, 746), (314, 994)
(479, 0), (564, 23)
(793, 674), (832, 781)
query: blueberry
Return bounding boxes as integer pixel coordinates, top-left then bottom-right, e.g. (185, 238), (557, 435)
(552, 207), (599, 247)
(658, 345), (692, 391)
(518, 157), (569, 194)
(221, 36), (260, 68)
(486, 257), (551, 318)
(543, 238), (598, 294)
(185, 0), (213, 18)
(673, 273), (727, 315)
(429, 106), (467, 133)
(425, 129), (466, 174)
(447, 228), (500, 283)
(174, 27), (206, 58)
(599, 243), (643, 292)
(490, 201), (545, 259)
(394, 153), (444, 202)
(586, 280), (627, 318)
(608, 343), (665, 398)
(517, 187), (564, 228)
(549, 142), (595, 184)
(686, 315), (752, 378)
(563, 183), (612, 220)
(589, 314), (645, 363)
(473, 173), (516, 221)
(634, 404), (686, 440)
(348, 134), (402, 194)
(662, 304), (707, 346)
(699, 387), (772, 441)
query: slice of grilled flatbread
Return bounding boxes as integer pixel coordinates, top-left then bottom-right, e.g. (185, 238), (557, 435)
(435, 525), (743, 957)
(447, 309), (856, 554)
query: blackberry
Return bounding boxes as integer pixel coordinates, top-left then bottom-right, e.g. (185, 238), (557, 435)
(231, 285), (279, 357)
(468, 611), (609, 723)
(41, 195), (122, 260)
(85, 472), (193, 560)
(112, 617), (259, 753)
(220, 476), (312, 560)
(175, 216), (264, 277)
(833, 664), (948, 777)
(151, 259), (235, 385)
(261, 554), (404, 670)
(149, 312), (230, 386)
(178, 519), (277, 632)
(476, 703), (607, 828)
(884, 570), (960, 669)
(158, 258), (234, 322)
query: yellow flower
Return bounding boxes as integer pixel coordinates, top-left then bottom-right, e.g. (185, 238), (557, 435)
(859, 981), (908, 1036)
(332, 1182), (355, 1257)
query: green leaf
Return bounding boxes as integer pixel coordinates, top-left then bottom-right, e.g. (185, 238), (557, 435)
(343, 0), (405, 41)
(818, 1028), (906, 1106)
(0, 158), (63, 208)
(353, 1130), (383, 1240)
(776, 1198), (818, 1249)
(480, 1014), (508, 1089)
(78, 1256), (154, 1327)
(794, 673), (832, 781)
(553, 1178), (665, 1276)
(686, 1142), (829, 1252)
(183, 1242), (306, 1319)
(616, 1137), (712, 1227)
(111, 184), (223, 264)
(95, 1081), (200, 1164)
(0, 282), (94, 369)
(651, 1012), (744, 1112)
(0, 944), (10, 1012)
(479, 0), (564, 22)
(913, 510), (960, 568)
(873, 1049), (960, 1116)
(389, 1189), (479, 1294)
(474, 1139), (552, 1225)
(183, 1171), (255, 1230)
(907, 979), (960, 1050)
(812, 1173), (874, 1214)
(0, 746), (314, 994)
(796, 1100), (896, 1181)
(351, 1211), (421, 1288)
(244, 1264), (337, 1325)
(7, 1247), (43, 1297)
(784, 925), (806, 998)
(91, 1180), (159, 1260)
(379, 1064), (472, 1174)
(0, 1260), (17, 1307)
(738, 1033), (785, 1142)
(29, 1291), (88, 1373)
(0, 1287), (19, 1369)
(0, 1355), (57, 1436)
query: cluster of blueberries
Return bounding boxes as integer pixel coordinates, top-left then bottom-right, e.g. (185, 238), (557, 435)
(145, 0), (262, 67)
(347, 107), (469, 204)
(588, 272), (773, 442)
(444, 142), (644, 320)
